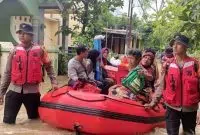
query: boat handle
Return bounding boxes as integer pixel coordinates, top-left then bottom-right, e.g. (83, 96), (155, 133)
(66, 92), (107, 102)
(48, 84), (68, 93)
(106, 96), (144, 107)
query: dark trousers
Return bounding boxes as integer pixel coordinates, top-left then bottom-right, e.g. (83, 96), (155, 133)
(166, 106), (197, 135)
(3, 90), (40, 124)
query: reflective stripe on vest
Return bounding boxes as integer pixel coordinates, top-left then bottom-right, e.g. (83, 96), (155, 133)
(163, 58), (199, 107)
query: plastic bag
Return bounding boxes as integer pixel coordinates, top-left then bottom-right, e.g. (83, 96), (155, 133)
(122, 66), (145, 94)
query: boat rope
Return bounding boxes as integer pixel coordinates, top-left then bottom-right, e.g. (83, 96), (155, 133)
(106, 96), (144, 107)
(48, 84), (68, 92)
(50, 84), (69, 97)
(51, 90), (68, 98)
(66, 92), (107, 102)
(51, 89), (145, 107)
(49, 85), (162, 111)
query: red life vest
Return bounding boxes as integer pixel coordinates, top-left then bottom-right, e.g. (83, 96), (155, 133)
(163, 57), (200, 107)
(11, 45), (43, 85)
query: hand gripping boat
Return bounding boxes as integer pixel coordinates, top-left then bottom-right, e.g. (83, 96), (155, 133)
(39, 86), (166, 135)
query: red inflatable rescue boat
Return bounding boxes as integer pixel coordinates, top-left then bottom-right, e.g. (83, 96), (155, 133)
(39, 86), (166, 135)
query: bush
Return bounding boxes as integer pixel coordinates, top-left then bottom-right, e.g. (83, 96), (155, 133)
(58, 52), (75, 75)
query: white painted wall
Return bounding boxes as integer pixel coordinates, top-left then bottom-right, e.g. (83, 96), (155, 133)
(0, 42), (14, 79)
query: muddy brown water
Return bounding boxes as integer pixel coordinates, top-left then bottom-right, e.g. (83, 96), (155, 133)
(0, 75), (200, 135)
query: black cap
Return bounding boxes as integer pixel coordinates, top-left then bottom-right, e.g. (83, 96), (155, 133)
(165, 46), (173, 57)
(170, 34), (190, 48)
(128, 49), (142, 58)
(16, 23), (33, 35)
(165, 46), (173, 54)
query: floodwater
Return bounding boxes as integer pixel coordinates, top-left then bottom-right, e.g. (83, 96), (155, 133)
(0, 76), (200, 135)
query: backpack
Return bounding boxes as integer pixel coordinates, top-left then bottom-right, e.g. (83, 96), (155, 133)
(122, 66), (145, 95)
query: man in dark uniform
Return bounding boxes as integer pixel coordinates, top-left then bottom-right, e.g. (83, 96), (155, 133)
(0, 23), (58, 124)
(145, 34), (200, 135)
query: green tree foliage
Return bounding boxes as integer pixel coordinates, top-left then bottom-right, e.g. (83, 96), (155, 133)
(179, 0), (200, 51)
(134, 0), (167, 50)
(137, 0), (166, 21)
(55, 0), (123, 46)
(141, 0), (200, 53)
(149, 0), (184, 50)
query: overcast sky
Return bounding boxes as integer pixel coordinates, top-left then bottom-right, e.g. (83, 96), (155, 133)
(115, 0), (142, 16)
(122, 0), (129, 13)
(116, 0), (163, 17)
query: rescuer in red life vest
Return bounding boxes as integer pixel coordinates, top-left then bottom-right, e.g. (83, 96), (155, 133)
(145, 34), (200, 135)
(0, 23), (58, 124)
